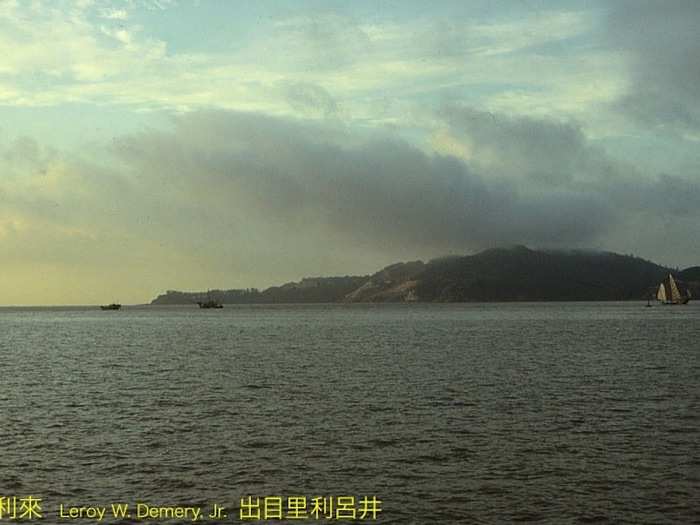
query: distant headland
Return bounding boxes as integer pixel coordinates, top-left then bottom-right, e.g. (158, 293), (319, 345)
(150, 246), (700, 304)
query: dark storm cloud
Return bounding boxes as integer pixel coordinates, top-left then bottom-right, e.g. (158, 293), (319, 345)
(608, 0), (700, 132)
(442, 105), (700, 219)
(441, 106), (590, 184)
(5, 109), (700, 272)
(111, 110), (618, 254)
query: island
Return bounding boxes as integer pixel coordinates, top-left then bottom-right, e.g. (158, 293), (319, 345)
(150, 246), (700, 304)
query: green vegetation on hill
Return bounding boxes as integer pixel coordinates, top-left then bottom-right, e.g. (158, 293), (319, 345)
(416, 246), (668, 301)
(679, 266), (700, 282)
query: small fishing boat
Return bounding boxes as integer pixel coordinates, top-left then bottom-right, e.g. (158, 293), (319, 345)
(100, 303), (122, 310)
(197, 299), (223, 309)
(196, 291), (223, 309)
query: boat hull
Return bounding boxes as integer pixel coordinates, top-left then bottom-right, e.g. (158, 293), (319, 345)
(197, 302), (223, 309)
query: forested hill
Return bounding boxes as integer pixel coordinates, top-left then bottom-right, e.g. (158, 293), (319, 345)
(151, 276), (368, 305)
(415, 247), (671, 301)
(150, 246), (698, 304)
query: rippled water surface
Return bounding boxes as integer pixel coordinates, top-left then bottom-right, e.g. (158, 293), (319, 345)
(2, 303), (699, 524)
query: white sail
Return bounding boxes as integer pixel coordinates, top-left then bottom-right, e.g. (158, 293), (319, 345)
(657, 283), (667, 302)
(669, 274), (682, 303)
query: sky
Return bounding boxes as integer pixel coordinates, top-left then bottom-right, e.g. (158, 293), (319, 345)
(1, 0), (699, 305)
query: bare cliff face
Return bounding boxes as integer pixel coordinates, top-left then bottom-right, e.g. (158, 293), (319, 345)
(342, 261), (425, 303)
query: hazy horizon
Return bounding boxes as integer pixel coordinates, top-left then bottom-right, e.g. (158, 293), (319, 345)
(2, 1), (699, 305)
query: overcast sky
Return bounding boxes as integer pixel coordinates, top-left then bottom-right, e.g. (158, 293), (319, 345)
(1, 0), (699, 304)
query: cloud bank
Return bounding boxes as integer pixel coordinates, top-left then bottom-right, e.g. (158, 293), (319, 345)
(608, 0), (700, 135)
(3, 107), (699, 304)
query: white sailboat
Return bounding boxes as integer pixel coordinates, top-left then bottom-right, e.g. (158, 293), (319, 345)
(656, 274), (691, 305)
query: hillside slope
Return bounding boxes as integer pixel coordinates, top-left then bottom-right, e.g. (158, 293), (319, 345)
(151, 246), (691, 304)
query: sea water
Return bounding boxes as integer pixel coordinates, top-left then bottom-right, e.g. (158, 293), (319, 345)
(1, 303), (698, 524)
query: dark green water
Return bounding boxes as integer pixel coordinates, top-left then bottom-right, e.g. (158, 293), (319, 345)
(1, 303), (698, 524)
